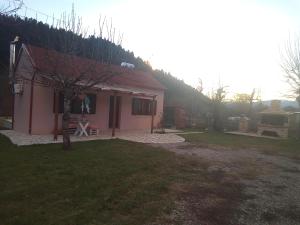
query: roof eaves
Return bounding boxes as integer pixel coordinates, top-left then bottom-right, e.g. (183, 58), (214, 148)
(22, 44), (38, 70)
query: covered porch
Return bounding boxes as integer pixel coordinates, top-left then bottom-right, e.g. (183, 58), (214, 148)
(20, 81), (163, 139)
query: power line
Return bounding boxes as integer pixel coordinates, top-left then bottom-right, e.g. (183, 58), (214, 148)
(13, 3), (123, 42)
(1, 2), (125, 47)
(17, 3), (66, 27)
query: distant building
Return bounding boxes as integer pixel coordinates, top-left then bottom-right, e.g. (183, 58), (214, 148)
(257, 100), (300, 138)
(164, 105), (188, 129)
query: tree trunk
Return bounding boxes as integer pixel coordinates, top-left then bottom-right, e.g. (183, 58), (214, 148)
(62, 90), (72, 150)
(213, 103), (223, 132)
(297, 97), (300, 139)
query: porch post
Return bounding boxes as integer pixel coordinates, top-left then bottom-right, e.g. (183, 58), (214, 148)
(53, 90), (59, 141)
(28, 74), (35, 134)
(11, 92), (15, 129)
(151, 96), (156, 134)
(112, 91), (117, 137)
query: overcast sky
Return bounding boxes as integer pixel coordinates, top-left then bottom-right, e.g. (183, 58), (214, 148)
(18, 0), (300, 100)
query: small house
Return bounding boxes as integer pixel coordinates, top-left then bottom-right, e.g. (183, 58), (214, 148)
(10, 42), (165, 138)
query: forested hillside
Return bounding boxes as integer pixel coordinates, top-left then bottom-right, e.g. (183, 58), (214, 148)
(0, 14), (210, 117)
(154, 70), (210, 116)
(0, 15), (151, 73)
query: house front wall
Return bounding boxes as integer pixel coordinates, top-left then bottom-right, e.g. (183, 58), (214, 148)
(14, 76), (164, 135)
(119, 90), (164, 130)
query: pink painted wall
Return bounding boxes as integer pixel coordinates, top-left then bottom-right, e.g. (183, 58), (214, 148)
(14, 78), (164, 134)
(119, 90), (164, 130)
(13, 82), (31, 133)
(29, 88), (110, 134)
(31, 88), (163, 134)
(13, 48), (35, 134)
(31, 85), (55, 134)
(13, 49), (164, 135)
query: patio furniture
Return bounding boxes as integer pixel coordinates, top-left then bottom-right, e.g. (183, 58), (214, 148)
(74, 121), (90, 136)
(89, 125), (100, 135)
(0, 117), (12, 129)
(67, 117), (79, 134)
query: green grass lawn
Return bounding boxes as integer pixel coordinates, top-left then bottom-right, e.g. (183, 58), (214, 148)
(0, 134), (195, 225)
(2, 132), (298, 225)
(180, 127), (205, 132)
(180, 132), (300, 159)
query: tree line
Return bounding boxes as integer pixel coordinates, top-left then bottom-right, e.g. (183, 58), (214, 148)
(0, 14), (152, 73)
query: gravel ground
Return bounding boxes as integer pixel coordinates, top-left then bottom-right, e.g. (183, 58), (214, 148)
(152, 142), (300, 225)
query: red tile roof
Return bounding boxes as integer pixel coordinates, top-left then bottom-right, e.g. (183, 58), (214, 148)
(24, 44), (165, 91)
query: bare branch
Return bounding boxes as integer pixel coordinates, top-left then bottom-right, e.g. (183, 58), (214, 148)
(19, 5), (125, 148)
(281, 35), (300, 105)
(0, 0), (23, 15)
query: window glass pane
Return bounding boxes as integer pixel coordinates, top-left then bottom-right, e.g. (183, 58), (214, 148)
(132, 98), (156, 115)
(71, 97), (82, 114)
(76, 94), (96, 114)
(132, 98), (140, 115)
(55, 92), (96, 114)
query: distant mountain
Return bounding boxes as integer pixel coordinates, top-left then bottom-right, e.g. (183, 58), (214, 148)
(259, 100), (299, 109)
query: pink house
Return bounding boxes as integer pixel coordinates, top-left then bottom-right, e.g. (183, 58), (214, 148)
(10, 43), (165, 138)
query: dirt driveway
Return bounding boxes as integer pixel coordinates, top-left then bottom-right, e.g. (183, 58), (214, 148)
(152, 142), (300, 225)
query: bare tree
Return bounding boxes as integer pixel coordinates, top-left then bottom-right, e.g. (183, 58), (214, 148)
(281, 36), (300, 106)
(232, 88), (260, 116)
(51, 8), (122, 150)
(0, 0), (23, 15)
(14, 6), (123, 150)
(230, 89), (261, 131)
(208, 82), (227, 132)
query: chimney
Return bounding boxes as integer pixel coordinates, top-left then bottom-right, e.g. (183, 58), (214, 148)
(9, 36), (21, 84)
